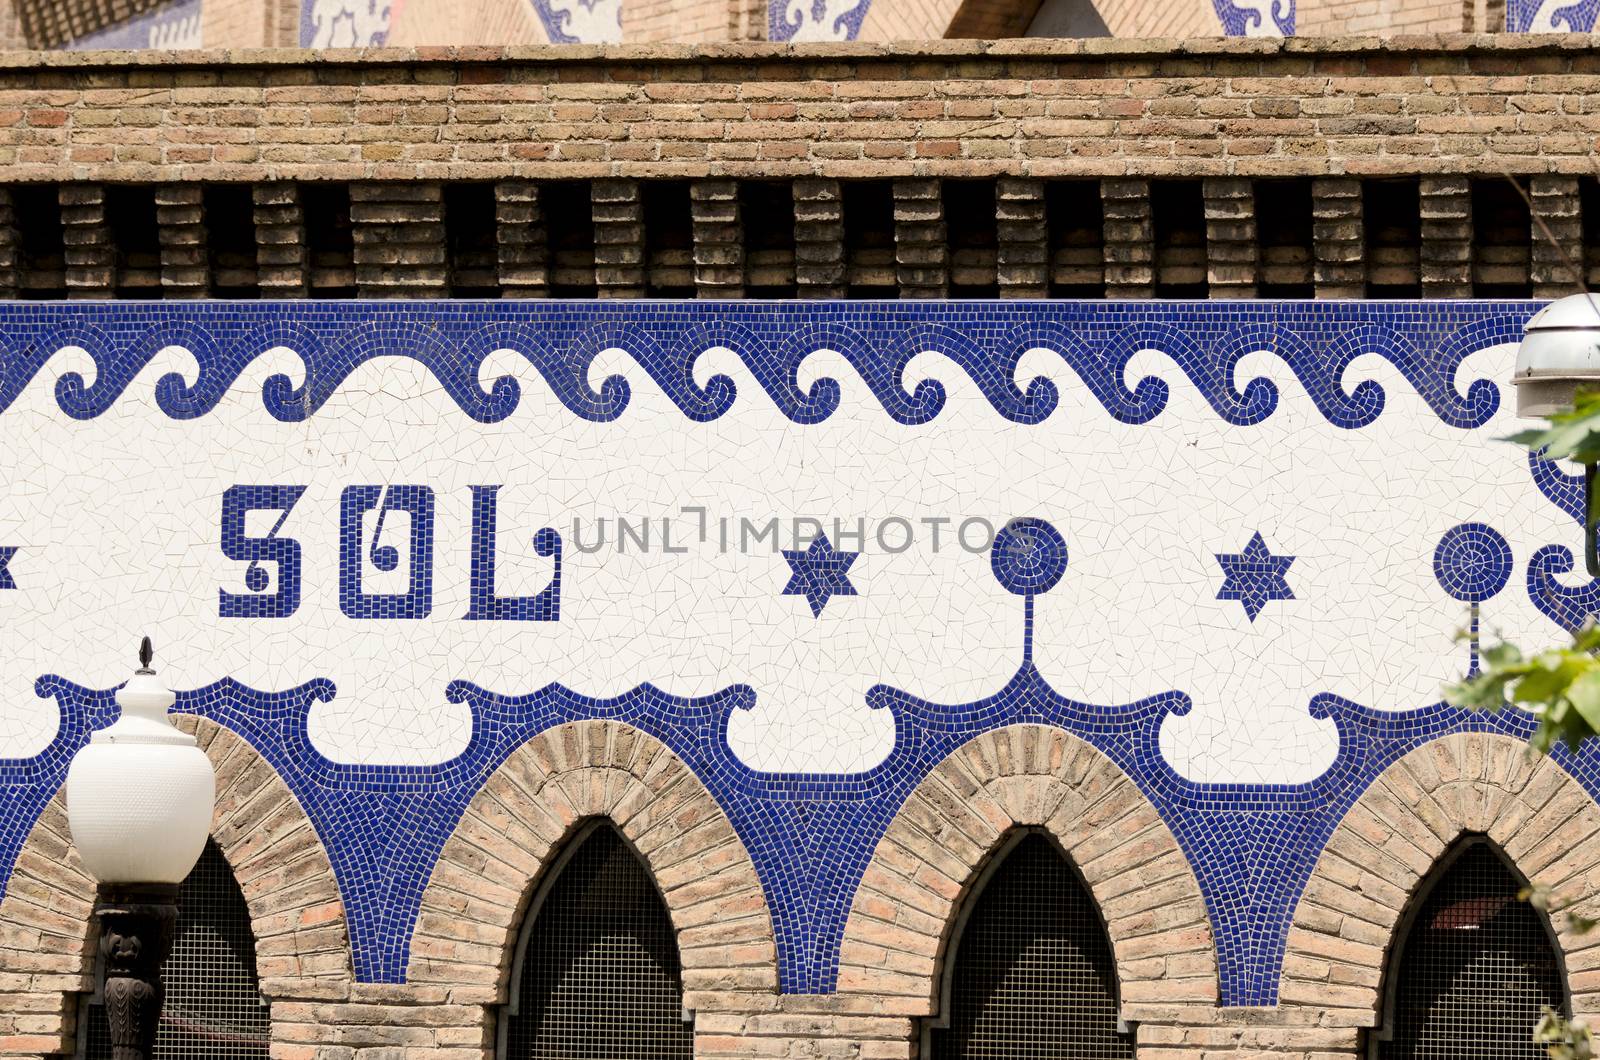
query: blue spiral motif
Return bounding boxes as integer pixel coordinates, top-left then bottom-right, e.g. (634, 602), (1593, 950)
(991, 518), (1068, 596)
(1434, 523), (1512, 603)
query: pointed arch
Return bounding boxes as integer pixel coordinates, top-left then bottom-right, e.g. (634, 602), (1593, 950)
(0, 716), (352, 1059)
(836, 725), (1217, 1020)
(928, 828), (1134, 1059)
(501, 820), (694, 1059)
(410, 720), (777, 1021)
(1282, 732), (1600, 1024)
(1372, 836), (1565, 1060)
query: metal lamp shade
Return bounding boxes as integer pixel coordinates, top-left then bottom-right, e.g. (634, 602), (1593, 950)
(1514, 292), (1600, 419)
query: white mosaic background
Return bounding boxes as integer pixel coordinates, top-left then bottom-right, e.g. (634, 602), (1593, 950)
(0, 338), (1569, 783)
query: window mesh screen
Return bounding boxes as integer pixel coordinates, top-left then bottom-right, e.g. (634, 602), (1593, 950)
(83, 840), (269, 1060)
(1379, 841), (1565, 1060)
(505, 825), (693, 1060)
(931, 832), (1132, 1060)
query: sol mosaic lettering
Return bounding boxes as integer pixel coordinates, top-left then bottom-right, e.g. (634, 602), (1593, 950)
(0, 300), (1591, 1002)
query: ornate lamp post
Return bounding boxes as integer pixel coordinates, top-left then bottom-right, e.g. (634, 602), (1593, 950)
(1513, 292), (1600, 576)
(65, 639), (215, 1060)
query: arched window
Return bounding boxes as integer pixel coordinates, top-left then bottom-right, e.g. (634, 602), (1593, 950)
(81, 838), (269, 1060)
(501, 822), (693, 1060)
(930, 830), (1133, 1060)
(1376, 838), (1567, 1060)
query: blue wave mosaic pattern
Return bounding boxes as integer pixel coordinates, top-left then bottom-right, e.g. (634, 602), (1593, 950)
(0, 301), (1522, 429)
(1, 299), (1590, 1008)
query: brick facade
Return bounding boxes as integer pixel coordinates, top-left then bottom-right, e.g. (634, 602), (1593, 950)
(0, 717), (352, 1060)
(2, 719), (1591, 1057)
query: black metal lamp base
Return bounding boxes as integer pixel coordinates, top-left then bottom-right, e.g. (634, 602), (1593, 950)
(94, 884), (179, 1060)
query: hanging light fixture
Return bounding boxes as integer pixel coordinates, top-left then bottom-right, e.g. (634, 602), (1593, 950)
(1513, 293), (1600, 576)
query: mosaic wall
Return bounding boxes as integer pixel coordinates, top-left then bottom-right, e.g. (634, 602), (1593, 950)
(1506, 0), (1600, 30)
(66, 0), (202, 48)
(0, 300), (1591, 1002)
(300, 0), (391, 46)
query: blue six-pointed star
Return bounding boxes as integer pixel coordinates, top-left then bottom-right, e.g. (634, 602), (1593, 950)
(1216, 531), (1294, 622)
(782, 535), (859, 617)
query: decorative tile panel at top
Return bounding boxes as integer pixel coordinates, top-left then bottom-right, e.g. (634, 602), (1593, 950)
(0, 300), (1592, 1005)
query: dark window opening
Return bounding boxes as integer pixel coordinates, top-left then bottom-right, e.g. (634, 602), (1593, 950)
(1046, 181), (1105, 298)
(741, 181), (796, 298)
(1365, 178), (1422, 298)
(14, 185), (66, 299)
(1152, 180), (1208, 299)
(1375, 838), (1564, 1060)
(81, 840), (268, 1060)
(106, 185), (162, 299)
(1256, 178), (1314, 299)
(844, 181), (897, 299)
(1472, 177), (1532, 299)
(203, 185), (259, 299)
(445, 182), (501, 298)
(643, 181), (695, 298)
(930, 831), (1133, 1060)
(945, 180), (998, 299)
(545, 182), (597, 299)
(501, 823), (692, 1060)
(1582, 178), (1600, 294)
(303, 184), (356, 298)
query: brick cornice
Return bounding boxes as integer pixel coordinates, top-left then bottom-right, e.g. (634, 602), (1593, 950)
(2, 34), (1600, 183)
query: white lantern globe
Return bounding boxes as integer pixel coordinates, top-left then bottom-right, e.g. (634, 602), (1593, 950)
(65, 641), (215, 886)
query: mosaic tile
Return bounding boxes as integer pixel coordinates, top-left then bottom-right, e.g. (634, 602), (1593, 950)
(0, 299), (1584, 1007)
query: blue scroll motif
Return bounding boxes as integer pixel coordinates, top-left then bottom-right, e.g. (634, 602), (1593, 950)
(0, 302), (1530, 429)
(1506, 0), (1600, 31)
(0, 300), (1576, 1007)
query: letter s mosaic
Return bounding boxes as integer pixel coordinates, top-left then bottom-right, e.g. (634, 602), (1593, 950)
(0, 299), (1592, 1003)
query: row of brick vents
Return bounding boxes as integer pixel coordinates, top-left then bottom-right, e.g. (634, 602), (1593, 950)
(82, 839), (269, 1060)
(504, 823), (694, 1060)
(1377, 838), (1565, 1060)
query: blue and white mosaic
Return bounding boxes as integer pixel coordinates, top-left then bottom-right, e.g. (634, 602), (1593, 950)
(1506, 0), (1600, 31)
(67, 0), (203, 49)
(529, 0), (623, 43)
(300, 0), (391, 47)
(769, 0), (872, 42)
(1212, 0), (1293, 36)
(0, 300), (1589, 1005)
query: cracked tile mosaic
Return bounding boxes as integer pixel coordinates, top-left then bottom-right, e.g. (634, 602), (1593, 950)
(0, 300), (1592, 1005)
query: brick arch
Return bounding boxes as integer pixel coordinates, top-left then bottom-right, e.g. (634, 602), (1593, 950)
(0, 716), (352, 1059)
(836, 724), (1218, 1020)
(1282, 732), (1600, 1024)
(409, 720), (778, 1019)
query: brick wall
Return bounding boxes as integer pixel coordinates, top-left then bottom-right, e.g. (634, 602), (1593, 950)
(0, 37), (1592, 183)
(3, 719), (1595, 1059)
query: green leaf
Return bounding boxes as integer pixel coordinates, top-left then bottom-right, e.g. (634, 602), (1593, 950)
(1571, 669), (1600, 722)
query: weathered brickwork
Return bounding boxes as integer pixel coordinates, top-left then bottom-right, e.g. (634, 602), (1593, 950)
(1, 38), (1598, 183)
(1283, 732), (1600, 1029)
(3, 720), (1600, 1057)
(0, 717), (351, 1060)
(838, 726), (1217, 1017)
(411, 721), (779, 1058)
